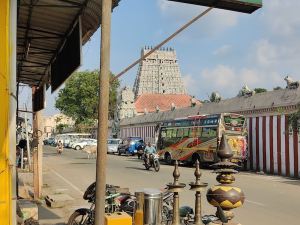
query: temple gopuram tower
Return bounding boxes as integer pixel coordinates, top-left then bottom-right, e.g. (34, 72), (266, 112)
(133, 47), (186, 98)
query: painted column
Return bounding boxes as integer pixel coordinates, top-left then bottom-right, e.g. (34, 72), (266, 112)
(0, 0), (14, 224)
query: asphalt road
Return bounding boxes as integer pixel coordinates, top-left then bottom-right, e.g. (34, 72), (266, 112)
(43, 146), (300, 225)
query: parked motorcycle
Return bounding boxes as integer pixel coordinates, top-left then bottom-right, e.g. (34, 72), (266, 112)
(143, 153), (160, 172)
(67, 183), (131, 225)
(68, 182), (174, 225)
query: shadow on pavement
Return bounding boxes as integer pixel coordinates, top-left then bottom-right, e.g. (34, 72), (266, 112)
(38, 204), (61, 220)
(70, 162), (94, 165)
(125, 166), (148, 171)
(278, 177), (300, 186)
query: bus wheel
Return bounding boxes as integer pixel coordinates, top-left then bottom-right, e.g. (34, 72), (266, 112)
(165, 153), (172, 165)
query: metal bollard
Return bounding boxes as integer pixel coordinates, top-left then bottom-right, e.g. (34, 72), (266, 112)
(135, 191), (144, 225)
(143, 189), (162, 225)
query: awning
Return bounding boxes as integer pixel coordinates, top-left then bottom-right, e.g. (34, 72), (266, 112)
(17, 0), (120, 87)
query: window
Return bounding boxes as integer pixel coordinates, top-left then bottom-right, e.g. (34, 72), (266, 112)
(161, 129), (166, 138)
(183, 128), (189, 137)
(171, 129), (177, 138)
(202, 127), (217, 138)
(196, 127), (202, 137)
(166, 129), (173, 138)
(177, 128), (184, 137)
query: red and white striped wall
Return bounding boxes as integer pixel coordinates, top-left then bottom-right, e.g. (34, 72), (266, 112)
(120, 125), (156, 143)
(247, 115), (300, 178)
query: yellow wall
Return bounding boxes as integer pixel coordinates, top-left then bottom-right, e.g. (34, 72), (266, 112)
(0, 0), (12, 224)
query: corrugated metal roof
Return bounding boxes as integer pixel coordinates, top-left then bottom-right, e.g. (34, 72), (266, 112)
(17, 0), (120, 87)
(120, 88), (300, 126)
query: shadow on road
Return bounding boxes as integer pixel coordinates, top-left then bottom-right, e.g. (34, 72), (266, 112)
(279, 177), (300, 186)
(125, 166), (148, 171)
(38, 204), (61, 220)
(70, 162), (94, 165)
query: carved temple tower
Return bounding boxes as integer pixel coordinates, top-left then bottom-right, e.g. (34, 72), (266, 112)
(133, 47), (186, 98)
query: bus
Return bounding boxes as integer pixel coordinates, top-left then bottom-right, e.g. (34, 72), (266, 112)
(156, 113), (247, 166)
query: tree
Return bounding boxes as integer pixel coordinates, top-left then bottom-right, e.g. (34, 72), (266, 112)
(273, 86), (282, 90)
(55, 70), (120, 126)
(56, 124), (67, 134)
(254, 88), (267, 93)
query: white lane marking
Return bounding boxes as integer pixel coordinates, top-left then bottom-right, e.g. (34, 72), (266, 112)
(48, 167), (84, 195)
(245, 199), (265, 207)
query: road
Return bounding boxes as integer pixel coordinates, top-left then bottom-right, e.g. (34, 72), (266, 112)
(42, 146), (300, 225)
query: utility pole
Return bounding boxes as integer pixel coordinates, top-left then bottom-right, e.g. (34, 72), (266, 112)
(32, 87), (43, 199)
(94, 0), (112, 224)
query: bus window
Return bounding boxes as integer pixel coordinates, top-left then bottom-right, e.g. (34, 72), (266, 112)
(177, 128), (184, 137)
(202, 127), (217, 138)
(196, 127), (202, 137)
(189, 128), (196, 138)
(183, 128), (189, 137)
(161, 129), (166, 138)
(166, 129), (173, 138)
(171, 129), (177, 138)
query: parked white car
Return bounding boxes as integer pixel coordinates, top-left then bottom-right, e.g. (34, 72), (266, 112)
(107, 139), (121, 154)
(72, 139), (97, 150)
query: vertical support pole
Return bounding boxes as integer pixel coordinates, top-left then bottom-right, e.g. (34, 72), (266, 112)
(94, 0), (112, 224)
(24, 111), (32, 169)
(32, 87), (43, 199)
(172, 192), (180, 225)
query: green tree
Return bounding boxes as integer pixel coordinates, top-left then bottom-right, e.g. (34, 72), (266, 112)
(273, 86), (282, 90)
(55, 70), (120, 126)
(254, 88), (267, 93)
(56, 123), (67, 134)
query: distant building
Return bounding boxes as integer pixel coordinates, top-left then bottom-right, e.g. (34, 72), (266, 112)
(43, 113), (75, 137)
(133, 47), (186, 98)
(118, 47), (194, 120)
(117, 86), (136, 119)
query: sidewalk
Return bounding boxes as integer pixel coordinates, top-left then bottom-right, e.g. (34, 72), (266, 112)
(19, 164), (88, 225)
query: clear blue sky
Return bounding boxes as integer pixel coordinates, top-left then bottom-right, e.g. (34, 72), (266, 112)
(19, 0), (300, 116)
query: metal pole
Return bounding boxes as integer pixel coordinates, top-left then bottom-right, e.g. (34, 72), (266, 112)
(32, 87), (42, 199)
(24, 108), (32, 169)
(111, 6), (213, 82)
(94, 0), (112, 224)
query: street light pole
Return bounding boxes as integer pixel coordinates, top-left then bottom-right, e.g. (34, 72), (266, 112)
(94, 0), (112, 224)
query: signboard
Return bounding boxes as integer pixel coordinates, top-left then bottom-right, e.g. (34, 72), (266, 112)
(168, 0), (262, 13)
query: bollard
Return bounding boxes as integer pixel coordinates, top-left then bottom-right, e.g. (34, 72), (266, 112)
(135, 191), (144, 225)
(143, 189), (162, 225)
(166, 161), (186, 225)
(206, 134), (245, 225)
(189, 160), (208, 225)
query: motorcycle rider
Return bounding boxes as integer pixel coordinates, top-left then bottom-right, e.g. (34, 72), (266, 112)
(144, 142), (156, 165)
(57, 140), (63, 154)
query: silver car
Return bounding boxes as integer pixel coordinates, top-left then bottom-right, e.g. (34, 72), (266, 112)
(107, 139), (121, 154)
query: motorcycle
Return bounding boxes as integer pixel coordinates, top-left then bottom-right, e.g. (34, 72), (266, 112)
(68, 182), (174, 225)
(68, 183), (132, 225)
(143, 153), (160, 172)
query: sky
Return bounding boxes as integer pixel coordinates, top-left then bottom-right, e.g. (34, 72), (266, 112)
(19, 0), (300, 116)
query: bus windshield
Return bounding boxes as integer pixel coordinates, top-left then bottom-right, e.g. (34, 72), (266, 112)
(223, 114), (245, 131)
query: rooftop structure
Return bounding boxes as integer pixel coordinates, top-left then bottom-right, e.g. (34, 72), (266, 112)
(133, 47), (186, 98)
(121, 87), (300, 126)
(134, 93), (200, 115)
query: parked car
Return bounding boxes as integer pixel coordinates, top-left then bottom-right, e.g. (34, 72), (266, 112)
(72, 139), (97, 150)
(43, 137), (56, 146)
(117, 137), (144, 156)
(107, 139), (121, 154)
